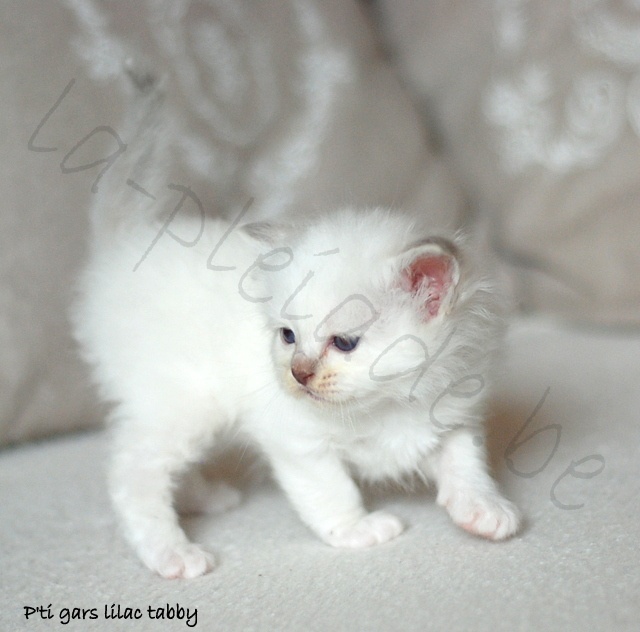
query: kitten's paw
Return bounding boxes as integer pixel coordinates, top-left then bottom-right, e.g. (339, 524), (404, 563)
(142, 543), (215, 579)
(324, 511), (404, 549)
(439, 488), (521, 541)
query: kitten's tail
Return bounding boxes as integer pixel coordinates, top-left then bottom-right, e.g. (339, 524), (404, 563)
(89, 62), (173, 243)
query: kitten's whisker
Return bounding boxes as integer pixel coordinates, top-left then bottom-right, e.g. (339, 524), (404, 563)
(234, 439), (253, 473)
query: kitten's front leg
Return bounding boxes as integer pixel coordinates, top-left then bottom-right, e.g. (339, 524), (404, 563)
(427, 428), (521, 540)
(267, 445), (403, 548)
(109, 414), (221, 579)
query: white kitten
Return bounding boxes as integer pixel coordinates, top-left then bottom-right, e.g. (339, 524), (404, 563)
(73, 195), (521, 578)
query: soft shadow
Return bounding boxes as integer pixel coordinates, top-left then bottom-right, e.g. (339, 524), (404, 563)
(486, 389), (560, 483)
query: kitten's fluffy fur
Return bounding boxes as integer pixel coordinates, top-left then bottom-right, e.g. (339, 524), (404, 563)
(73, 200), (521, 578)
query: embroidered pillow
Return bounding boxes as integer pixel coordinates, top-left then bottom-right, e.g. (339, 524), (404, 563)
(377, 0), (640, 326)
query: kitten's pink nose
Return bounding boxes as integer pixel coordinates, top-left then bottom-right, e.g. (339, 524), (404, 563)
(291, 357), (316, 386)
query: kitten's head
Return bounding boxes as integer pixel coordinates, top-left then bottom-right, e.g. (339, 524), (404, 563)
(244, 208), (498, 411)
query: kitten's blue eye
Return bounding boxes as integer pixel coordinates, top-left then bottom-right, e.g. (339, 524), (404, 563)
(281, 328), (296, 344)
(333, 335), (359, 352)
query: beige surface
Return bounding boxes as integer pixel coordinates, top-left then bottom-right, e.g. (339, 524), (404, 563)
(2, 319), (638, 631)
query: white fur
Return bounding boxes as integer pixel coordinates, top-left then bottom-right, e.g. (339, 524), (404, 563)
(73, 206), (521, 578)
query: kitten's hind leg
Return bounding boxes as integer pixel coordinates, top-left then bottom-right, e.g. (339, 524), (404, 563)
(427, 428), (521, 541)
(175, 468), (241, 516)
(109, 405), (227, 579)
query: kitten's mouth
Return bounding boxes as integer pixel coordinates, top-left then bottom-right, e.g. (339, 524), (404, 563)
(302, 387), (327, 403)
(301, 386), (356, 407)
(296, 384), (336, 405)
(285, 372), (350, 405)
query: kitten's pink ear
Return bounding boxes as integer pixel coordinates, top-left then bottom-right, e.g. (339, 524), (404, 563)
(398, 238), (460, 319)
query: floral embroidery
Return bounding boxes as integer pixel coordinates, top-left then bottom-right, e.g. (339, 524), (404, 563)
(485, 0), (640, 174)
